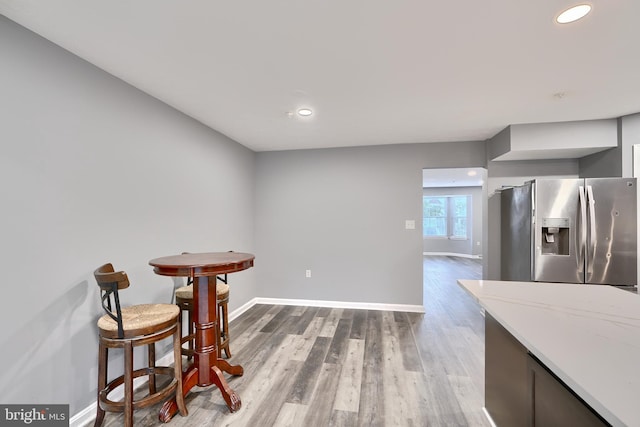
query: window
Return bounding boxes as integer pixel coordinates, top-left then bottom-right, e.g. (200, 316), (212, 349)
(423, 197), (447, 236)
(423, 195), (468, 239)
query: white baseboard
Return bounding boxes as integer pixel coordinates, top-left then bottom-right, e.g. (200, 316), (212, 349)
(482, 407), (498, 427)
(71, 297), (424, 425)
(252, 297), (425, 313)
(424, 252), (482, 259)
(70, 403), (94, 427)
(228, 297), (258, 322)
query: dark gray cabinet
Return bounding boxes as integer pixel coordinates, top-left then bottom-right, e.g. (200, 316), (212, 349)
(528, 355), (607, 427)
(485, 313), (609, 427)
(485, 313), (529, 426)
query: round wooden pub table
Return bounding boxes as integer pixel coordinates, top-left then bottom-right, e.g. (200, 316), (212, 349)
(149, 252), (255, 422)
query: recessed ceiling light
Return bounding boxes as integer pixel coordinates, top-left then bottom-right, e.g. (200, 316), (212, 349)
(297, 108), (313, 117)
(556, 4), (591, 24)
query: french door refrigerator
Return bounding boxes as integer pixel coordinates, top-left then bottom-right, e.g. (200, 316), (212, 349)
(501, 178), (637, 286)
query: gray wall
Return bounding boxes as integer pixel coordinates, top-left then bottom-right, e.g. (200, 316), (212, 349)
(0, 16), (256, 416)
(579, 120), (624, 178)
(490, 120), (617, 162)
(422, 186), (483, 257)
(578, 113), (640, 178)
(255, 142), (487, 306)
(620, 113), (640, 177)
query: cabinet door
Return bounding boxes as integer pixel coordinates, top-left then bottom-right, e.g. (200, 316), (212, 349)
(528, 355), (608, 427)
(485, 314), (529, 426)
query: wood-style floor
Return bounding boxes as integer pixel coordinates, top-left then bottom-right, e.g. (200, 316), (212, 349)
(99, 256), (487, 426)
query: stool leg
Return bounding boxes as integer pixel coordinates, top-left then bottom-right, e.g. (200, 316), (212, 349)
(94, 342), (107, 427)
(219, 300), (231, 358)
(173, 321), (188, 417)
(178, 306), (185, 356)
(148, 342), (156, 394)
(216, 307), (221, 359)
(124, 341), (134, 427)
(187, 306), (193, 361)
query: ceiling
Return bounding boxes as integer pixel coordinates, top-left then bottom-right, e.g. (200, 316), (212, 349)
(1, 1), (639, 153)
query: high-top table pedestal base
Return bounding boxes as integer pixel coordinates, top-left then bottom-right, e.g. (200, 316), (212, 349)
(149, 252), (254, 422)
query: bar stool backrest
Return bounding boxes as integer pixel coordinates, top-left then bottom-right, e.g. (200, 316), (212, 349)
(94, 263), (130, 339)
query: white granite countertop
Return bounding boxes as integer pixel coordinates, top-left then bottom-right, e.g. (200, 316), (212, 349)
(457, 279), (640, 427)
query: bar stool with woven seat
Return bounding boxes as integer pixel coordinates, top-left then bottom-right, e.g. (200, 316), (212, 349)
(175, 274), (232, 359)
(93, 263), (188, 427)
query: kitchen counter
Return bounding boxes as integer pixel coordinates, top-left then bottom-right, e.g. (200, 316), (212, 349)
(457, 279), (640, 427)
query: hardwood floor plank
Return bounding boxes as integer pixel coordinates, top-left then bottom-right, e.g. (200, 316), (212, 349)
(226, 309), (277, 355)
(394, 311), (423, 372)
(286, 336), (331, 404)
(329, 409), (359, 427)
(226, 329), (287, 380)
(381, 311), (414, 426)
(227, 303), (273, 337)
(341, 308), (356, 319)
(324, 318), (352, 364)
(289, 306), (320, 335)
(349, 309), (367, 339)
(289, 305), (307, 316)
(273, 402), (308, 427)
(318, 308), (343, 337)
(278, 306), (323, 336)
(421, 371), (470, 426)
(316, 307), (332, 317)
(357, 310), (385, 427)
(216, 334), (303, 426)
(447, 374), (490, 426)
(301, 363), (341, 427)
(402, 370), (430, 427)
(243, 362), (304, 427)
(448, 326), (485, 396)
(333, 338), (365, 413)
(289, 317), (325, 362)
(260, 305), (297, 333)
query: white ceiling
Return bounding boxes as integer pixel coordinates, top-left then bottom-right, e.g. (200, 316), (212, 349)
(1, 1), (639, 153)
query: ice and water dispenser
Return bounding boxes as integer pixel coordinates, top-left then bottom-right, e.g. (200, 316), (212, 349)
(541, 218), (570, 255)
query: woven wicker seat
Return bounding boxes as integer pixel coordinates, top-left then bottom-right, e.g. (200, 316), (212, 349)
(176, 278), (232, 359)
(97, 304), (180, 338)
(93, 263), (187, 427)
(175, 282), (229, 300)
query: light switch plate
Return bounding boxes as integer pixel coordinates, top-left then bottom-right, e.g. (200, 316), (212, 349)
(405, 220), (415, 230)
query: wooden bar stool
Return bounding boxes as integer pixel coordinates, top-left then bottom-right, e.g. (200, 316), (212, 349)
(93, 263), (188, 427)
(175, 274), (232, 359)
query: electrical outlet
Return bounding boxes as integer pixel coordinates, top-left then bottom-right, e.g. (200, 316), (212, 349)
(305, 269), (311, 278)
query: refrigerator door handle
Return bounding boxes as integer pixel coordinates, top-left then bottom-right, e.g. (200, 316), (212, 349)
(578, 185), (587, 276)
(586, 185), (597, 276)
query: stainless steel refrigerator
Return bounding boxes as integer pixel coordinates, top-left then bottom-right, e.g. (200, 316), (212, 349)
(501, 178), (637, 286)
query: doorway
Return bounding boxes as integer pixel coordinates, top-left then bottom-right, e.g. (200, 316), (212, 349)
(422, 167), (487, 306)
